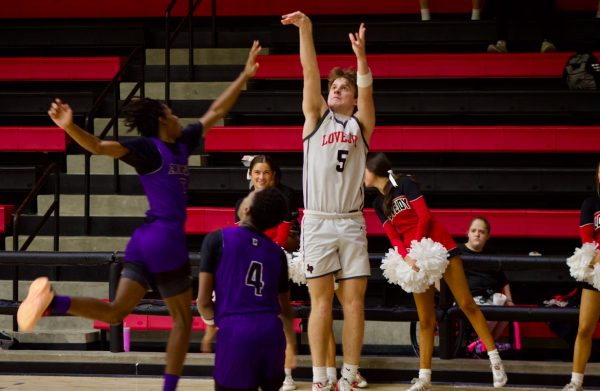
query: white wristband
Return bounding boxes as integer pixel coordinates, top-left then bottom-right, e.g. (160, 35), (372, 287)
(202, 316), (215, 326)
(356, 69), (373, 88)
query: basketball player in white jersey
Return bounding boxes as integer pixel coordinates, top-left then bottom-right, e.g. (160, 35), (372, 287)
(282, 11), (375, 391)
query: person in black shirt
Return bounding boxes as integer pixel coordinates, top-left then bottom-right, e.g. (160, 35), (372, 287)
(461, 217), (514, 341)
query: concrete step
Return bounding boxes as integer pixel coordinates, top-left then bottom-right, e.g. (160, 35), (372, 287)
(6, 236), (130, 252)
(146, 47), (269, 66)
(37, 195), (148, 217)
(0, 280), (107, 333)
(120, 81), (242, 100)
(92, 117), (222, 138)
(66, 155), (137, 175)
(11, 330), (100, 344)
(66, 154), (205, 175)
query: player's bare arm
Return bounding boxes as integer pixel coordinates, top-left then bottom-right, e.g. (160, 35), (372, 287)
(200, 40), (262, 135)
(48, 98), (129, 158)
(281, 11), (328, 138)
(197, 272), (215, 322)
(350, 23), (375, 144)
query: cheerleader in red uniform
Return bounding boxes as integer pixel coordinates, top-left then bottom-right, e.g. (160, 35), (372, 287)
(365, 152), (507, 391)
(563, 162), (600, 391)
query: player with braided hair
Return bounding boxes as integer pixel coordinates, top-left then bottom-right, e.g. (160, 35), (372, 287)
(17, 41), (262, 391)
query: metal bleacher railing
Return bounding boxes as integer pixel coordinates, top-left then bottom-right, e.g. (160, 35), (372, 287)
(83, 46), (146, 235)
(164, 0), (217, 105)
(0, 252), (577, 356)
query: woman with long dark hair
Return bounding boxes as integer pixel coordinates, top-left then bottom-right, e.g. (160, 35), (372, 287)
(234, 155), (300, 252)
(365, 152), (507, 390)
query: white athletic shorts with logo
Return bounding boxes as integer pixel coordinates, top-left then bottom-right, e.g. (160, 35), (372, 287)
(301, 210), (370, 280)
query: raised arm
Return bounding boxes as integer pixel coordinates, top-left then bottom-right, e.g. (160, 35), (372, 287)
(199, 40), (262, 134)
(350, 23), (375, 144)
(281, 11), (327, 136)
(48, 99), (129, 158)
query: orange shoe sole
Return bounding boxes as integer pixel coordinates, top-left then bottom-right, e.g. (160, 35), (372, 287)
(17, 277), (54, 332)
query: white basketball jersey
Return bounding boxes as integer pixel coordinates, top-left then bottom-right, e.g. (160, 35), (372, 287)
(303, 109), (368, 213)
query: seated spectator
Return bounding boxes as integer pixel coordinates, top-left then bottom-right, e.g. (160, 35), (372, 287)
(419, 0), (482, 21)
(485, 0), (557, 53)
(234, 155), (300, 253)
(460, 217), (515, 342)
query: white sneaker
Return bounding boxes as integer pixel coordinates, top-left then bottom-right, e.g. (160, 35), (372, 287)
(282, 375), (297, 391)
(492, 362), (508, 388)
(406, 378), (432, 391)
(313, 382), (333, 391)
(562, 383), (583, 391)
(355, 371), (368, 388)
(336, 378), (358, 391)
(487, 40), (508, 53)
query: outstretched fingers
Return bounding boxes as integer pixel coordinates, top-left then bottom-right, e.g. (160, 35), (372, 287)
(48, 98), (73, 127)
(281, 11), (307, 27)
(244, 40), (262, 77)
(349, 23), (367, 54)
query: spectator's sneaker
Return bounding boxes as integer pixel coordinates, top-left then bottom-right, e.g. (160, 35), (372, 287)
(488, 41), (508, 53)
(282, 375), (297, 391)
(17, 277), (54, 332)
(313, 382), (333, 391)
(487, 40), (508, 53)
(562, 383), (583, 391)
(495, 342), (512, 352)
(355, 371), (368, 388)
(406, 378), (432, 391)
(541, 40), (557, 53)
(492, 362), (508, 388)
(0, 331), (14, 350)
(336, 378), (358, 391)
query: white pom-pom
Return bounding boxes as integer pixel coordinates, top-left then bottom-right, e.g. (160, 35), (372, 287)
(408, 238), (449, 286)
(566, 242), (597, 282)
(591, 263), (600, 291)
(380, 248), (431, 293)
(286, 251), (307, 286)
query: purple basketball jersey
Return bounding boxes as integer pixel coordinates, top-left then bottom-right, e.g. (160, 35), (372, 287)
(214, 227), (284, 324)
(124, 138), (190, 273)
(138, 138), (189, 225)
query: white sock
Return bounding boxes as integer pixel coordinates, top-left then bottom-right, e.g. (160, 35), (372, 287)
(488, 349), (502, 366)
(327, 367), (337, 381)
(419, 368), (432, 383)
(285, 368), (292, 377)
(421, 8), (431, 21)
(471, 8), (481, 20)
(313, 367), (327, 384)
(571, 372), (584, 387)
(341, 363), (358, 383)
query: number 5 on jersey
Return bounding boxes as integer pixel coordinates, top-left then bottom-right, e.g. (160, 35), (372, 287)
(336, 149), (349, 172)
(245, 261), (264, 296)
